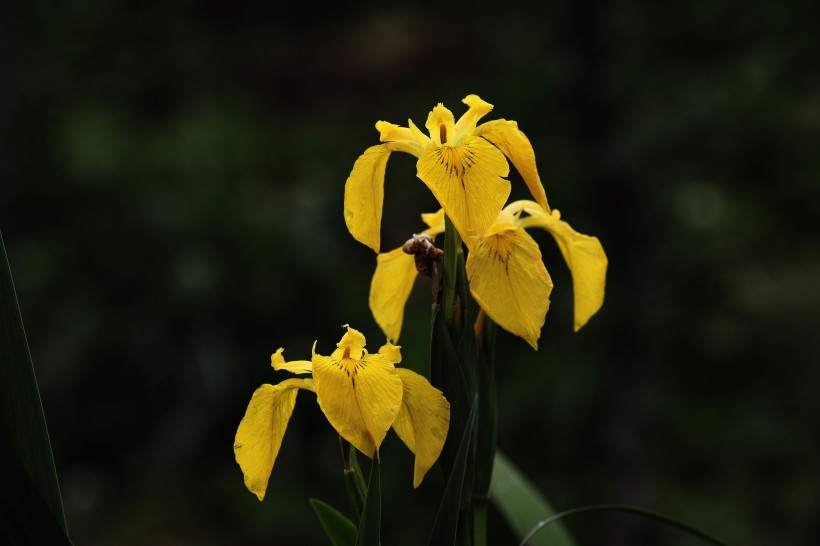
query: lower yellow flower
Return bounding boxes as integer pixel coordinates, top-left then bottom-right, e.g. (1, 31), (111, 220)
(233, 326), (450, 500)
(370, 203), (607, 348)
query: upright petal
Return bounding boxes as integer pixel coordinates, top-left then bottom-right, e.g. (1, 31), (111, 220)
(467, 222), (553, 349)
(377, 341), (403, 364)
(312, 352), (403, 457)
(476, 119), (550, 213)
(425, 104), (457, 146)
(392, 368), (450, 488)
(417, 137), (511, 244)
(234, 378), (314, 501)
(420, 209), (446, 235)
(370, 248), (419, 343)
(331, 326), (367, 361)
(453, 95), (494, 144)
(523, 209), (607, 331)
(344, 142), (413, 253)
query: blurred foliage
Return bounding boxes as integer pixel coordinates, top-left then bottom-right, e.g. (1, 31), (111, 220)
(1, 0), (819, 544)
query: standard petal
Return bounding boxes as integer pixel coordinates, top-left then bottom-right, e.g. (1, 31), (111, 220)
(417, 136), (511, 244)
(425, 103), (457, 146)
(467, 223), (553, 349)
(271, 348), (312, 374)
(233, 378), (314, 501)
(525, 209), (607, 331)
(370, 248), (418, 343)
(392, 368), (450, 488)
(420, 208), (445, 236)
(330, 326), (367, 361)
(344, 142), (413, 253)
(453, 94), (494, 144)
(377, 341), (403, 364)
(312, 352), (403, 457)
(477, 119), (550, 213)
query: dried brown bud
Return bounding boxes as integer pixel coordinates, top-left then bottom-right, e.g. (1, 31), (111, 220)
(402, 233), (443, 277)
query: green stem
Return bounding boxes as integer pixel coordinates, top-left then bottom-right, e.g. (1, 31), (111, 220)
(443, 215), (462, 327)
(473, 497), (488, 546)
(340, 438), (367, 520)
(474, 316), (497, 546)
(519, 504), (729, 546)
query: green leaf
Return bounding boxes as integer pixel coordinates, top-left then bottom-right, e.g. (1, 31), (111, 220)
(354, 458), (380, 546)
(490, 451), (575, 546)
(427, 396), (478, 546)
(0, 436), (72, 545)
(517, 504), (728, 546)
(0, 230), (71, 543)
(309, 498), (357, 546)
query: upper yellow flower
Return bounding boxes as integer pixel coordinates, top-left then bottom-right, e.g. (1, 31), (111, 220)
(233, 326), (450, 500)
(370, 203), (607, 348)
(344, 95), (551, 252)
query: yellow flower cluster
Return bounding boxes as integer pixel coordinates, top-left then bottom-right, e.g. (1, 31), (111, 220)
(345, 95), (608, 348)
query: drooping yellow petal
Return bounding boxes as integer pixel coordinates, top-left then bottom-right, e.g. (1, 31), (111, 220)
(312, 350), (403, 457)
(477, 119), (550, 213)
(522, 208), (607, 331)
(369, 248), (418, 343)
(378, 341), (402, 364)
(234, 378), (314, 501)
(344, 142), (414, 253)
(453, 95), (494, 144)
(467, 220), (553, 349)
(417, 137), (511, 244)
(271, 348), (312, 374)
(392, 368), (450, 488)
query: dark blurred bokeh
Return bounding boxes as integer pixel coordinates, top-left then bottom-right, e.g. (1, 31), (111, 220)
(2, 1), (819, 545)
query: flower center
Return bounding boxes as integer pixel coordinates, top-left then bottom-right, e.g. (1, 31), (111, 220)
(439, 123), (447, 145)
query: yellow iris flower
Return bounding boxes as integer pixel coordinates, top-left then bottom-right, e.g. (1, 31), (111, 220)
(370, 202), (607, 349)
(344, 94), (551, 252)
(234, 326), (450, 500)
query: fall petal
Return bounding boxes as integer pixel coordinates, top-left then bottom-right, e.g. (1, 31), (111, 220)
(392, 368), (450, 488)
(467, 224), (553, 349)
(477, 119), (550, 213)
(370, 248), (419, 343)
(234, 378), (314, 501)
(417, 136), (511, 244)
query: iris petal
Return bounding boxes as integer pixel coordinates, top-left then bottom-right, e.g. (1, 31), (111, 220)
(467, 223), (553, 349)
(312, 351), (403, 457)
(344, 142), (416, 253)
(271, 348), (312, 374)
(417, 136), (511, 244)
(234, 378), (314, 501)
(524, 209), (608, 331)
(392, 368), (450, 488)
(477, 119), (550, 213)
(370, 248), (418, 343)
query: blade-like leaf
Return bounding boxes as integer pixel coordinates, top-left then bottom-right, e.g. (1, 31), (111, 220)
(354, 458), (380, 546)
(0, 435), (72, 545)
(309, 498), (357, 546)
(0, 230), (70, 542)
(490, 451), (575, 546)
(427, 396), (478, 546)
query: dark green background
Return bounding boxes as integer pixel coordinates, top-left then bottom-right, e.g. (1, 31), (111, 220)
(2, 1), (818, 544)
